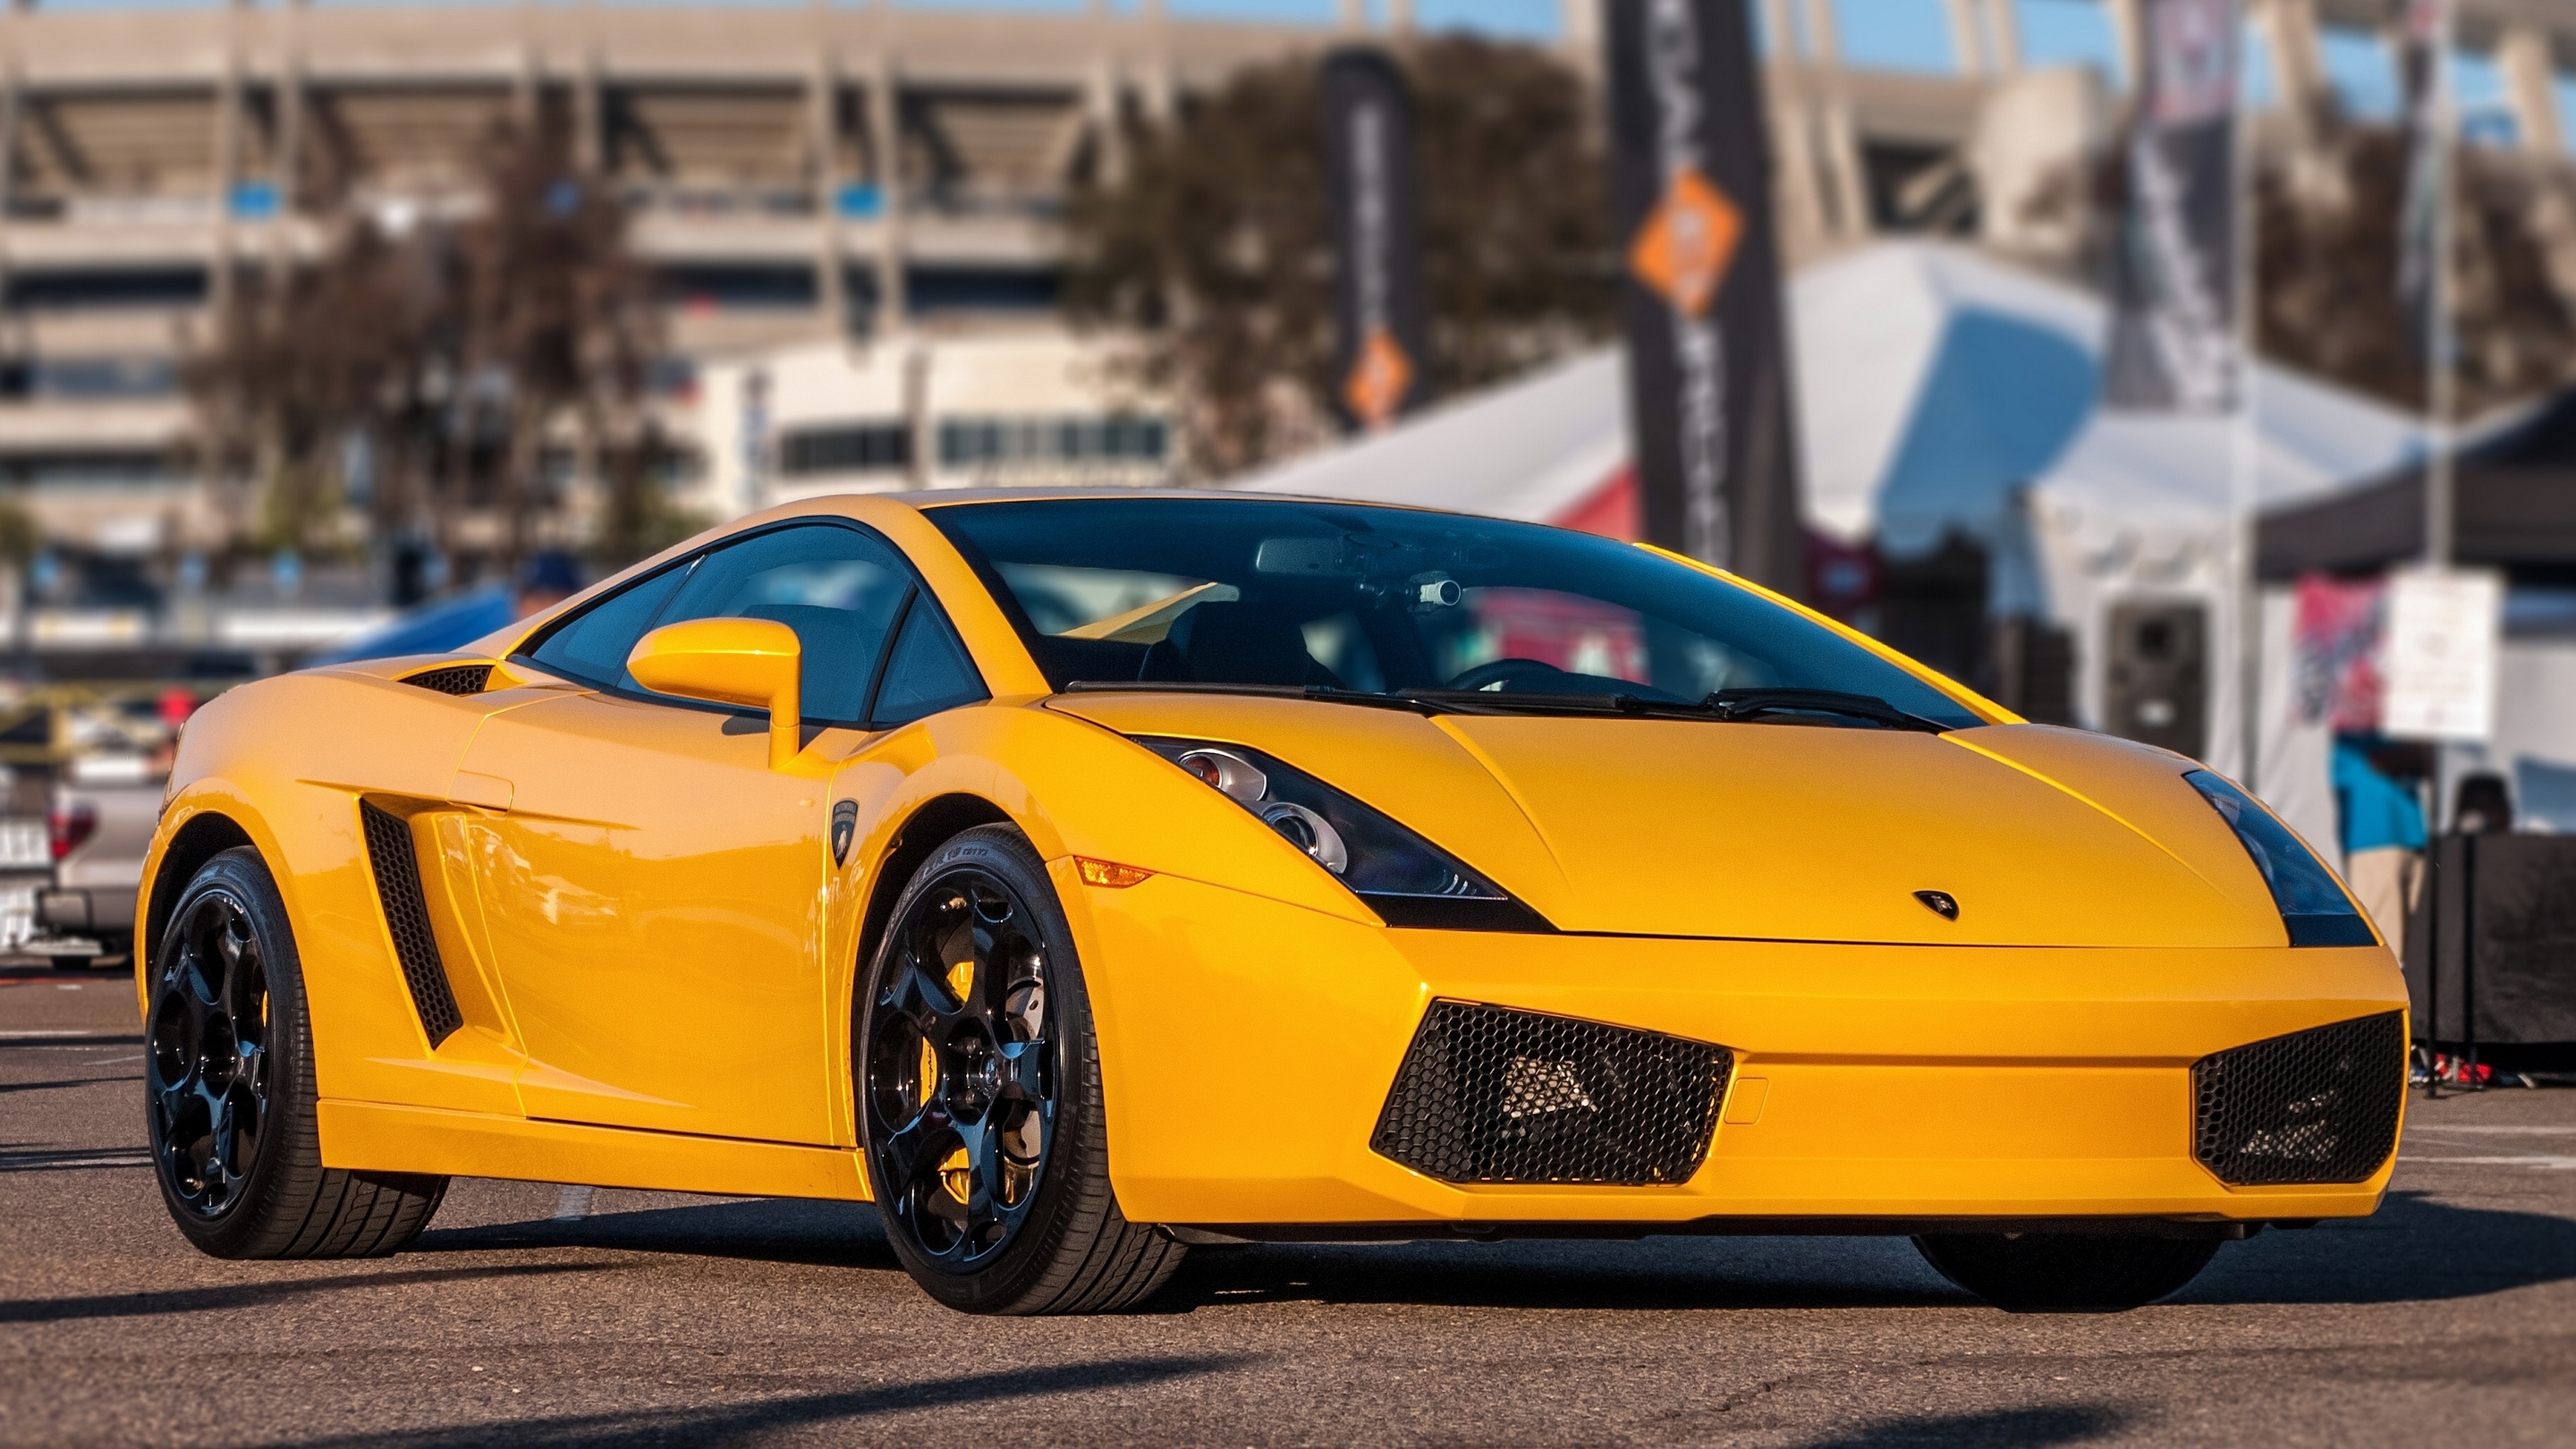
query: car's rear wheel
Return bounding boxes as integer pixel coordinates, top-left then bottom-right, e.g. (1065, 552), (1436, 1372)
(858, 825), (1184, 1314)
(148, 845), (447, 1258)
(1912, 1231), (2223, 1311)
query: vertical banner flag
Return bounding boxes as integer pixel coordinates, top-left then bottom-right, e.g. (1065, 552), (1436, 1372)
(1322, 49), (1431, 432)
(2101, 0), (2239, 411)
(1601, 0), (1806, 590)
(2395, 0), (2449, 362)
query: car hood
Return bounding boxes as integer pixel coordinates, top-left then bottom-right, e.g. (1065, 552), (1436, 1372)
(1047, 693), (2290, 948)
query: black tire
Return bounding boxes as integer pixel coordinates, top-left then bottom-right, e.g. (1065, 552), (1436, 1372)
(1912, 1232), (2223, 1311)
(857, 825), (1184, 1314)
(146, 846), (447, 1258)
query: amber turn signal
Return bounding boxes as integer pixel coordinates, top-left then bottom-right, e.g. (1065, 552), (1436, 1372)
(1074, 857), (1153, 888)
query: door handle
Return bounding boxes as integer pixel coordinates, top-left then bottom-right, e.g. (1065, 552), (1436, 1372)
(447, 771), (514, 813)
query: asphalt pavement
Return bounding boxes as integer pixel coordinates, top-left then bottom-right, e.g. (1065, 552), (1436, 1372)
(3, 962), (2571, 1447)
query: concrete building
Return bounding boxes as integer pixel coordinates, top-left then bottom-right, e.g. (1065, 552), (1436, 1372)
(3, 0), (2575, 559)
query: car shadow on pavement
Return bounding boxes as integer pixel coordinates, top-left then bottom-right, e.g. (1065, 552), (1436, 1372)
(400, 1186), (2576, 1312)
(1790, 1405), (2131, 1448)
(284, 1354), (1244, 1448)
(419, 1197), (901, 1272)
(0, 1263), (616, 1325)
(2177, 1189), (2576, 1306)
(1154, 1237), (1964, 1312)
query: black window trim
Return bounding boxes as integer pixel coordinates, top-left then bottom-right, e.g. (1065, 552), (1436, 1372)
(507, 516), (987, 731)
(866, 586), (996, 729)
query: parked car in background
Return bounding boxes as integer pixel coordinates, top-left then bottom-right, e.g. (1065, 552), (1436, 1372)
(30, 754), (159, 969)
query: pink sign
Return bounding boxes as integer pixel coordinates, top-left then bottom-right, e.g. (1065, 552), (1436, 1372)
(2292, 574), (2386, 732)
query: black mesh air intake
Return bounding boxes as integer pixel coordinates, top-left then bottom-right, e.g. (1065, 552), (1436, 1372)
(1370, 1001), (1731, 1185)
(2192, 1012), (2405, 1186)
(402, 665), (493, 697)
(358, 801), (463, 1047)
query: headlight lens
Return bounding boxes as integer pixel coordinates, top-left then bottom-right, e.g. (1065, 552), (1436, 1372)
(1136, 736), (1554, 932)
(2184, 770), (2378, 948)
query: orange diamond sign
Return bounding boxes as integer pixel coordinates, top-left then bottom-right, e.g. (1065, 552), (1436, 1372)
(1628, 166), (1742, 319)
(1343, 326), (1416, 430)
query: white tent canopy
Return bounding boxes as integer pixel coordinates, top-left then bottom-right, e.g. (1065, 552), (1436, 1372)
(1238, 240), (2420, 550)
(1232, 348), (1630, 526)
(1792, 242), (2422, 562)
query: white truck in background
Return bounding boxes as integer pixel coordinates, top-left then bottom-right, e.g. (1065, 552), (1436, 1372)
(27, 754), (160, 970)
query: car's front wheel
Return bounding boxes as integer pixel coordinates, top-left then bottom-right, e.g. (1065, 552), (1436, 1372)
(147, 845), (448, 1258)
(857, 825), (1184, 1314)
(1912, 1231), (2223, 1311)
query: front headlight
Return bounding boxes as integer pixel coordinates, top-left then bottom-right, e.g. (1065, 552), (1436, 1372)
(1135, 735), (1554, 933)
(2184, 770), (2378, 948)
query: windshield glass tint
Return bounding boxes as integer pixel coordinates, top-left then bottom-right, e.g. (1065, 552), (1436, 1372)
(928, 499), (1983, 727)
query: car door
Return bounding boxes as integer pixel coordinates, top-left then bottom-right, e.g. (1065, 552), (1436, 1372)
(459, 521), (914, 1144)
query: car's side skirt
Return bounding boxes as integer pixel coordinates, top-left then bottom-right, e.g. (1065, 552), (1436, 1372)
(318, 1101), (873, 1202)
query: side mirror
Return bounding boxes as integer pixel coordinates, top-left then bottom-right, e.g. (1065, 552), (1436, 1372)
(626, 617), (804, 768)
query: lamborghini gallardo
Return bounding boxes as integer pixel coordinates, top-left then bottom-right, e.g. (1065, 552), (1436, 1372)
(135, 493), (2406, 1313)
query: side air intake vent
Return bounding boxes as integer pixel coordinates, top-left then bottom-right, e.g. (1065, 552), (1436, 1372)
(2192, 1012), (2405, 1186)
(402, 665), (493, 697)
(1370, 1001), (1731, 1185)
(357, 801), (463, 1047)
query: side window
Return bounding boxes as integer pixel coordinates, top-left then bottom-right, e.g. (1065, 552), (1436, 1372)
(650, 523), (911, 723)
(524, 564), (692, 689)
(871, 598), (988, 727)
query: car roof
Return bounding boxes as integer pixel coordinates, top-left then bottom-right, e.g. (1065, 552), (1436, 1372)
(865, 487), (1490, 522)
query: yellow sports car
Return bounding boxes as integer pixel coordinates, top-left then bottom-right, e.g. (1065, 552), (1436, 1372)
(137, 493), (2406, 1314)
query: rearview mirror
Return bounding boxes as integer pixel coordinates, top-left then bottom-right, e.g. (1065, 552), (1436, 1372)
(627, 617), (804, 768)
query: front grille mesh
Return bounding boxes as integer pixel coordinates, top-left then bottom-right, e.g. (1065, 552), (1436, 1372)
(358, 802), (463, 1047)
(1370, 1001), (1731, 1185)
(402, 665), (493, 697)
(2192, 1012), (2405, 1186)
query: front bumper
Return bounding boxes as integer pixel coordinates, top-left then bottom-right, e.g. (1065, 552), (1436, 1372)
(1062, 869), (2408, 1231)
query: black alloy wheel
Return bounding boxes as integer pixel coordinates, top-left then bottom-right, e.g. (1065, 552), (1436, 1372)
(868, 863), (1058, 1267)
(147, 844), (448, 1258)
(148, 886), (271, 1220)
(859, 826), (1185, 1314)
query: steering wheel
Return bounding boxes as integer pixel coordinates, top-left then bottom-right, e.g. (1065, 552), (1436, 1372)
(1446, 657), (1572, 693)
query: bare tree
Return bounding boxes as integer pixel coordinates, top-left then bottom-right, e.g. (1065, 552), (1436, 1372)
(186, 113), (665, 578)
(453, 115), (660, 570)
(182, 222), (428, 558)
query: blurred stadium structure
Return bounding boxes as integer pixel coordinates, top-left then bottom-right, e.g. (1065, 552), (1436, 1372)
(0, 4), (2563, 739)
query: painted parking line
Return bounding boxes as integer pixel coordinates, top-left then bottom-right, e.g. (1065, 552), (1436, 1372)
(2398, 1154), (2576, 1169)
(553, 1184), (596, 1222)
(2405, 1124), (2576, 1135)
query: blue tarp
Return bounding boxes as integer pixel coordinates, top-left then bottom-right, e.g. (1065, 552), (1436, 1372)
(303, 584), (516, 667)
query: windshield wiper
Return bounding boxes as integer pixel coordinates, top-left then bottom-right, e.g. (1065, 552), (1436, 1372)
(1057, 682), (1947, 731)
(1058, 681), (1482, 716)
(1704, 688), (1950, 733)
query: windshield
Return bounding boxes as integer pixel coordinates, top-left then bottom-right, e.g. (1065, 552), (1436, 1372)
(927, 497), (1986, 729)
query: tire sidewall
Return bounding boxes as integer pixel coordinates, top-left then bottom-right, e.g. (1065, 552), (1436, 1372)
(147, 846), (315, 1258)
(858, 826), (1101, 1312)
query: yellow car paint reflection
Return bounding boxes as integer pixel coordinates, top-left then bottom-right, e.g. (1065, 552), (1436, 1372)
(136, 492), (2407, 1239)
